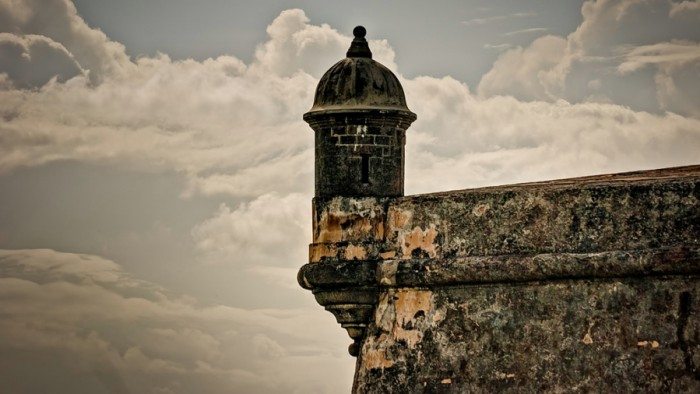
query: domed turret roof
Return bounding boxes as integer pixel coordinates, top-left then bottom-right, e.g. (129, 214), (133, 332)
(305, 26), (415, 116)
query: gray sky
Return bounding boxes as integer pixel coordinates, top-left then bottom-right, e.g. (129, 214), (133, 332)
(0, 0), (699, 392)
(70, 0), (585, 86)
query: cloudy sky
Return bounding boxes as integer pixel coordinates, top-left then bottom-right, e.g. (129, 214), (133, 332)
(0, 0), (699, 392)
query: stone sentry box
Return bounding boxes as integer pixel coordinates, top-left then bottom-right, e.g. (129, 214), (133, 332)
(298, 27), (700, 392)
(303, 25), (416, 198)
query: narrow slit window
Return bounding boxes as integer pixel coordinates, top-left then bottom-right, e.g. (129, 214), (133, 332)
(361, 154), (370, 184)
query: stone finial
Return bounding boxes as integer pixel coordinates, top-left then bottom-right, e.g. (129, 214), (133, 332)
(346, 25), (372, 58)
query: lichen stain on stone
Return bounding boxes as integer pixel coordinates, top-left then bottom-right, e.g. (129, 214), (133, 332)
(431, 308), (445, 323)
(472, 203), (490, 217)
(378, 260), (399, 286)
(375, 220), (385, 240)
(393, 289), (435, 348)
(344, 244), (367, 260)
(375, 291), (396, 332)
(313, 198), (385, 243)
(379, 250), (397, 259)
(581, 322), (595, 345)
(395, 290), (432, 325)
(388, 207), (412, 231)
(637, 340), (660, 348)
(309, 243), (336, 263)
(495, 372), (516, 380)
(315, 212), (375, 243)
(371, 289), (442, 352)
(582, 332), (593, 345)
(361, 334), (395, 370)
(362, 347), (395, 370)
(400, 225), (438, 258)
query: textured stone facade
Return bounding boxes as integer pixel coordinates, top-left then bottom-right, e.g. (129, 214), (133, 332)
(300, 167), (700, 391)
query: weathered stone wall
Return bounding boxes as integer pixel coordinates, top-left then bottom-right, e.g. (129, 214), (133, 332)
(298, 166), (700, 392)
(356, 277), (698, 392)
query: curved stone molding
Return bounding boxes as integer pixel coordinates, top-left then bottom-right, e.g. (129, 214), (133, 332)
(300, 246), (700, 290)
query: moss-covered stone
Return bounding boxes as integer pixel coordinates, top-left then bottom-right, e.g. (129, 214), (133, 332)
(356, 277), (699, 392)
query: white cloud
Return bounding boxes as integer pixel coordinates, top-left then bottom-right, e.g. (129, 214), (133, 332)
(616, 40), (700, 115)
(617, 40), (700, 73)
(0, 248), (128, 285)
(405, 75), (700, 193)
(0, 43), (316, 198)
(477, 35), (568, 101)
(478, 0), (700, 116)
(669, 0), (700, 17)
(461, 11), (537, 26)
(191, 193), (309, 266)
(0, 0), (134, 83)
(0, 6), (398, 199)
(0, 249), (354, 393)
(248, 265), (301, 290)
(0, 1), (697, 200)
(251, 9), (398, 78)
(483, 43), (513, 51)
(502, 27), (548, 37)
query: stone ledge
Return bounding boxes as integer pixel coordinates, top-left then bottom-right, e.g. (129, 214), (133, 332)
(299, 246), (700, 290)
